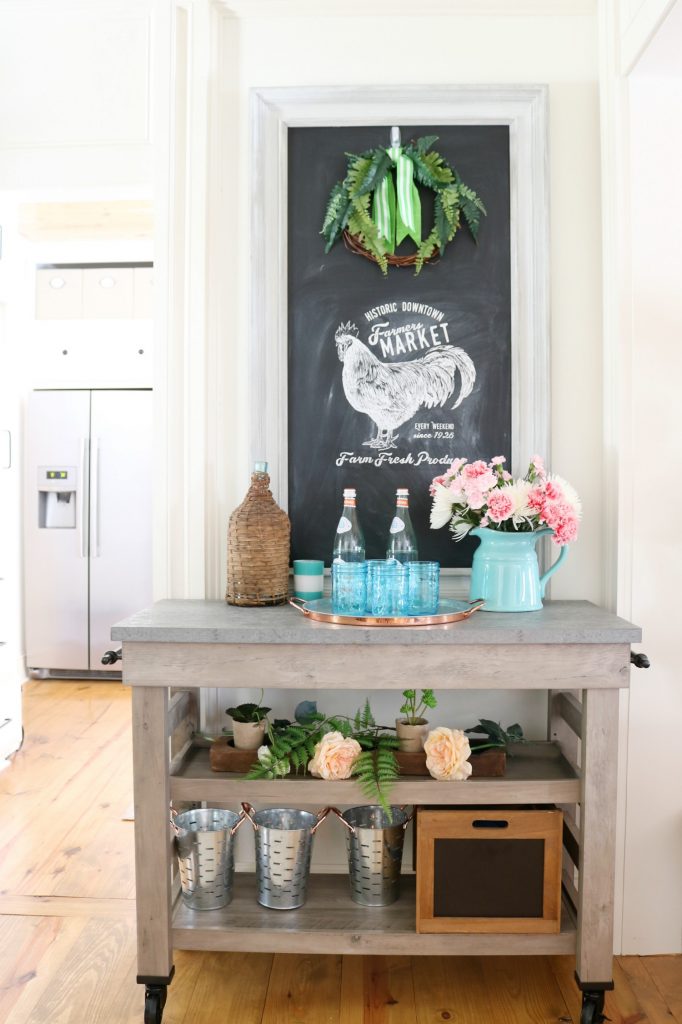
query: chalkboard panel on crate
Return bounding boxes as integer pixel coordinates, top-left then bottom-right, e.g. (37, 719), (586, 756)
(288, 124), (512, 567)
(415, 808), (563, 934)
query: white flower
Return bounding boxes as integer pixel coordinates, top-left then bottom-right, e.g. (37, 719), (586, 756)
(451, 517), (473, 541)
(500, 480), (534, 525)
(430, 483), (456, 530)
(257, 744), (290, 777)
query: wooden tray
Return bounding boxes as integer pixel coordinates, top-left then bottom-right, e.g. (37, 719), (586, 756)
(210, 738), (260, 773)
(397, 747), (506, 778)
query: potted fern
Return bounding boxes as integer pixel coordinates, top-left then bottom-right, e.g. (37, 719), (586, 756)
(248, 699), (399, 816)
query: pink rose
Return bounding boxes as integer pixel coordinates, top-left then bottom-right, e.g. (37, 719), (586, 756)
(308, 731), (361, 780)
(424, 727), (472, 781)
(487, 491), (515, 523)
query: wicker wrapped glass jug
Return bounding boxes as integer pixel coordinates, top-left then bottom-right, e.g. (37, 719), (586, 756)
(226, 462), (291, 606)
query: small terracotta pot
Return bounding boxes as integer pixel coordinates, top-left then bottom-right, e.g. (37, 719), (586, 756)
(231, 718), (267, 750)
(395, 718), (428, 753)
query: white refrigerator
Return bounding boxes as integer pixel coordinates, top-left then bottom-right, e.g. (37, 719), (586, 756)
(24, 389), (153, 675)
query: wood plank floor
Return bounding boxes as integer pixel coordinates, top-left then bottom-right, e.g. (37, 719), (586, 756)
(0, 682), (680, 1023)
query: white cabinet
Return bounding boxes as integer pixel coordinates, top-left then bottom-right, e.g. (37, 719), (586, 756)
(82, 267), (135, 319)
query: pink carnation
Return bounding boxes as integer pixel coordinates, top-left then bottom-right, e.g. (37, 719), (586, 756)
(463, 460), (491, 479)
(531, 454), (546, 477)
(554, 517), (578, 545)
(429, 474), (448, 496)
(448, 457), (467, 477)
(491, 456), (506, 466)
(487, 491), (515, 523)
(463, 482), (487, 510)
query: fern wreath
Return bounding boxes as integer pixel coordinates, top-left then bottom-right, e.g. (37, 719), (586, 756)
(321, 129), (486, 276)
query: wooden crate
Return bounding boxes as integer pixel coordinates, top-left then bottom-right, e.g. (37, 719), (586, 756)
(416, 807), (563, 934)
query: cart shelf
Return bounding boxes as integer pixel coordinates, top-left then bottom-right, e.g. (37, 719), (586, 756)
(170, 741), (580, 806)
(172, 874), (577, 956)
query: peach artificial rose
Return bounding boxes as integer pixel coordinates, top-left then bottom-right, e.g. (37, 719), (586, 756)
(308, 731), (362, 780)
(424, 727), (472, 781)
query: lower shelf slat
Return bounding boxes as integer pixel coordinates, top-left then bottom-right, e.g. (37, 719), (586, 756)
(172, 874), (577, 956)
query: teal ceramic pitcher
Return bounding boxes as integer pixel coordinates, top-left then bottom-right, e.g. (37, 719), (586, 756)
(469, 527), (569, 612)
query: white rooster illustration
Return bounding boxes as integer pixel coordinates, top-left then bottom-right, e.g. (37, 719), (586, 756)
(335, 322), (476, 449)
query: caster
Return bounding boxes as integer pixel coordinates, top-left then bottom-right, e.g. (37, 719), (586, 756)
(144, 984), (167, 1024)
(580, 990), (607, 1024)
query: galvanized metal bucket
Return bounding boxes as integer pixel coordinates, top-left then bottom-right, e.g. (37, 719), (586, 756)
(172, 807), (245, 911)
(332, 805), (412, 906)
(242, 802), (329, 910)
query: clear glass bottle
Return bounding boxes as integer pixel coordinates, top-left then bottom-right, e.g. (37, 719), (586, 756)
(333, 488), (365, 563)
(386, 488), (419, 563)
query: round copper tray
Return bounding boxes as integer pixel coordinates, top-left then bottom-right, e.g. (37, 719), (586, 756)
(289, 597), (484, 627)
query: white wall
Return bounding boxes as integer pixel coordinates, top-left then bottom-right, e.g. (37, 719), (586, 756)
(618, 70), (682, 954)
(0, 0), (154, 191)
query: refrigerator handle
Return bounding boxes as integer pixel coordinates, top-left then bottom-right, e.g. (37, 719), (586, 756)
(78, 437), (89, 559)
(91, 437), (100, 558)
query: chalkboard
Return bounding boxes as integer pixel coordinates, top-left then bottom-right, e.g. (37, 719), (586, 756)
(433, 838), (544, 918)
(288, 124), (511, 568)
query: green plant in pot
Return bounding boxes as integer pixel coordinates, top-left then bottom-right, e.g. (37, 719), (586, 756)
(396, 689), (437, 752)
(465, 719), (525, 754)
(226, 690), (271, 750)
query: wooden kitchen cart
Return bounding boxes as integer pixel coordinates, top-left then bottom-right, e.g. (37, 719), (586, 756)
(111, 599), (642, 1024)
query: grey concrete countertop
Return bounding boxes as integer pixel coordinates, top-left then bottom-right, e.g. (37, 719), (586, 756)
(112, 599), (641, 646)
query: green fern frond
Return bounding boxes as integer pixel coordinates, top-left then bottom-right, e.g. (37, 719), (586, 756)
(350, 148), (392, 198)
(414, 227), (439, 274)
(347, 197), (388, 275)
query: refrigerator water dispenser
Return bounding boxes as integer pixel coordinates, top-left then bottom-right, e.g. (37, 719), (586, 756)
(38, 467), (77, 529)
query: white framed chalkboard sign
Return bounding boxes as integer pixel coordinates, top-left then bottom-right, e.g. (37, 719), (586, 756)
(250, 86), (549, 580)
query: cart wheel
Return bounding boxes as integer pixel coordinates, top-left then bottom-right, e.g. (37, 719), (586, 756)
(580, 990), (607, 1024)
(144, 984), (167, 1024)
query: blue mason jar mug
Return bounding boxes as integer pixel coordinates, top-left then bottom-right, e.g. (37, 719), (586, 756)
(367, 560), (407, 617)
(331, 562), (368, 615)
(407, 561), (440, 615)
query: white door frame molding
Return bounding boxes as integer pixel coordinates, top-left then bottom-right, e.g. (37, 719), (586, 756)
(249, 86), (551, 548)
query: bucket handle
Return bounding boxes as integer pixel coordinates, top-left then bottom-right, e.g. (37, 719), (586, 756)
(311, 807), (331, 834)
(171, 806), (247, 836)
(329, 806), (355, 834)
(399, 805), (415, 830)
(241, 801), (258, 831)
(329, 805), (414, 832)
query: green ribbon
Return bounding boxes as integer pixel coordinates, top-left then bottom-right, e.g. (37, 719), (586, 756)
(372, 145), (421, 253)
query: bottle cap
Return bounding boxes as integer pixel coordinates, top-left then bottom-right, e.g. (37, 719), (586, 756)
(254, 461), (268, 474)
(396, 488), (409, 495)
(343, 488), (356, 498)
